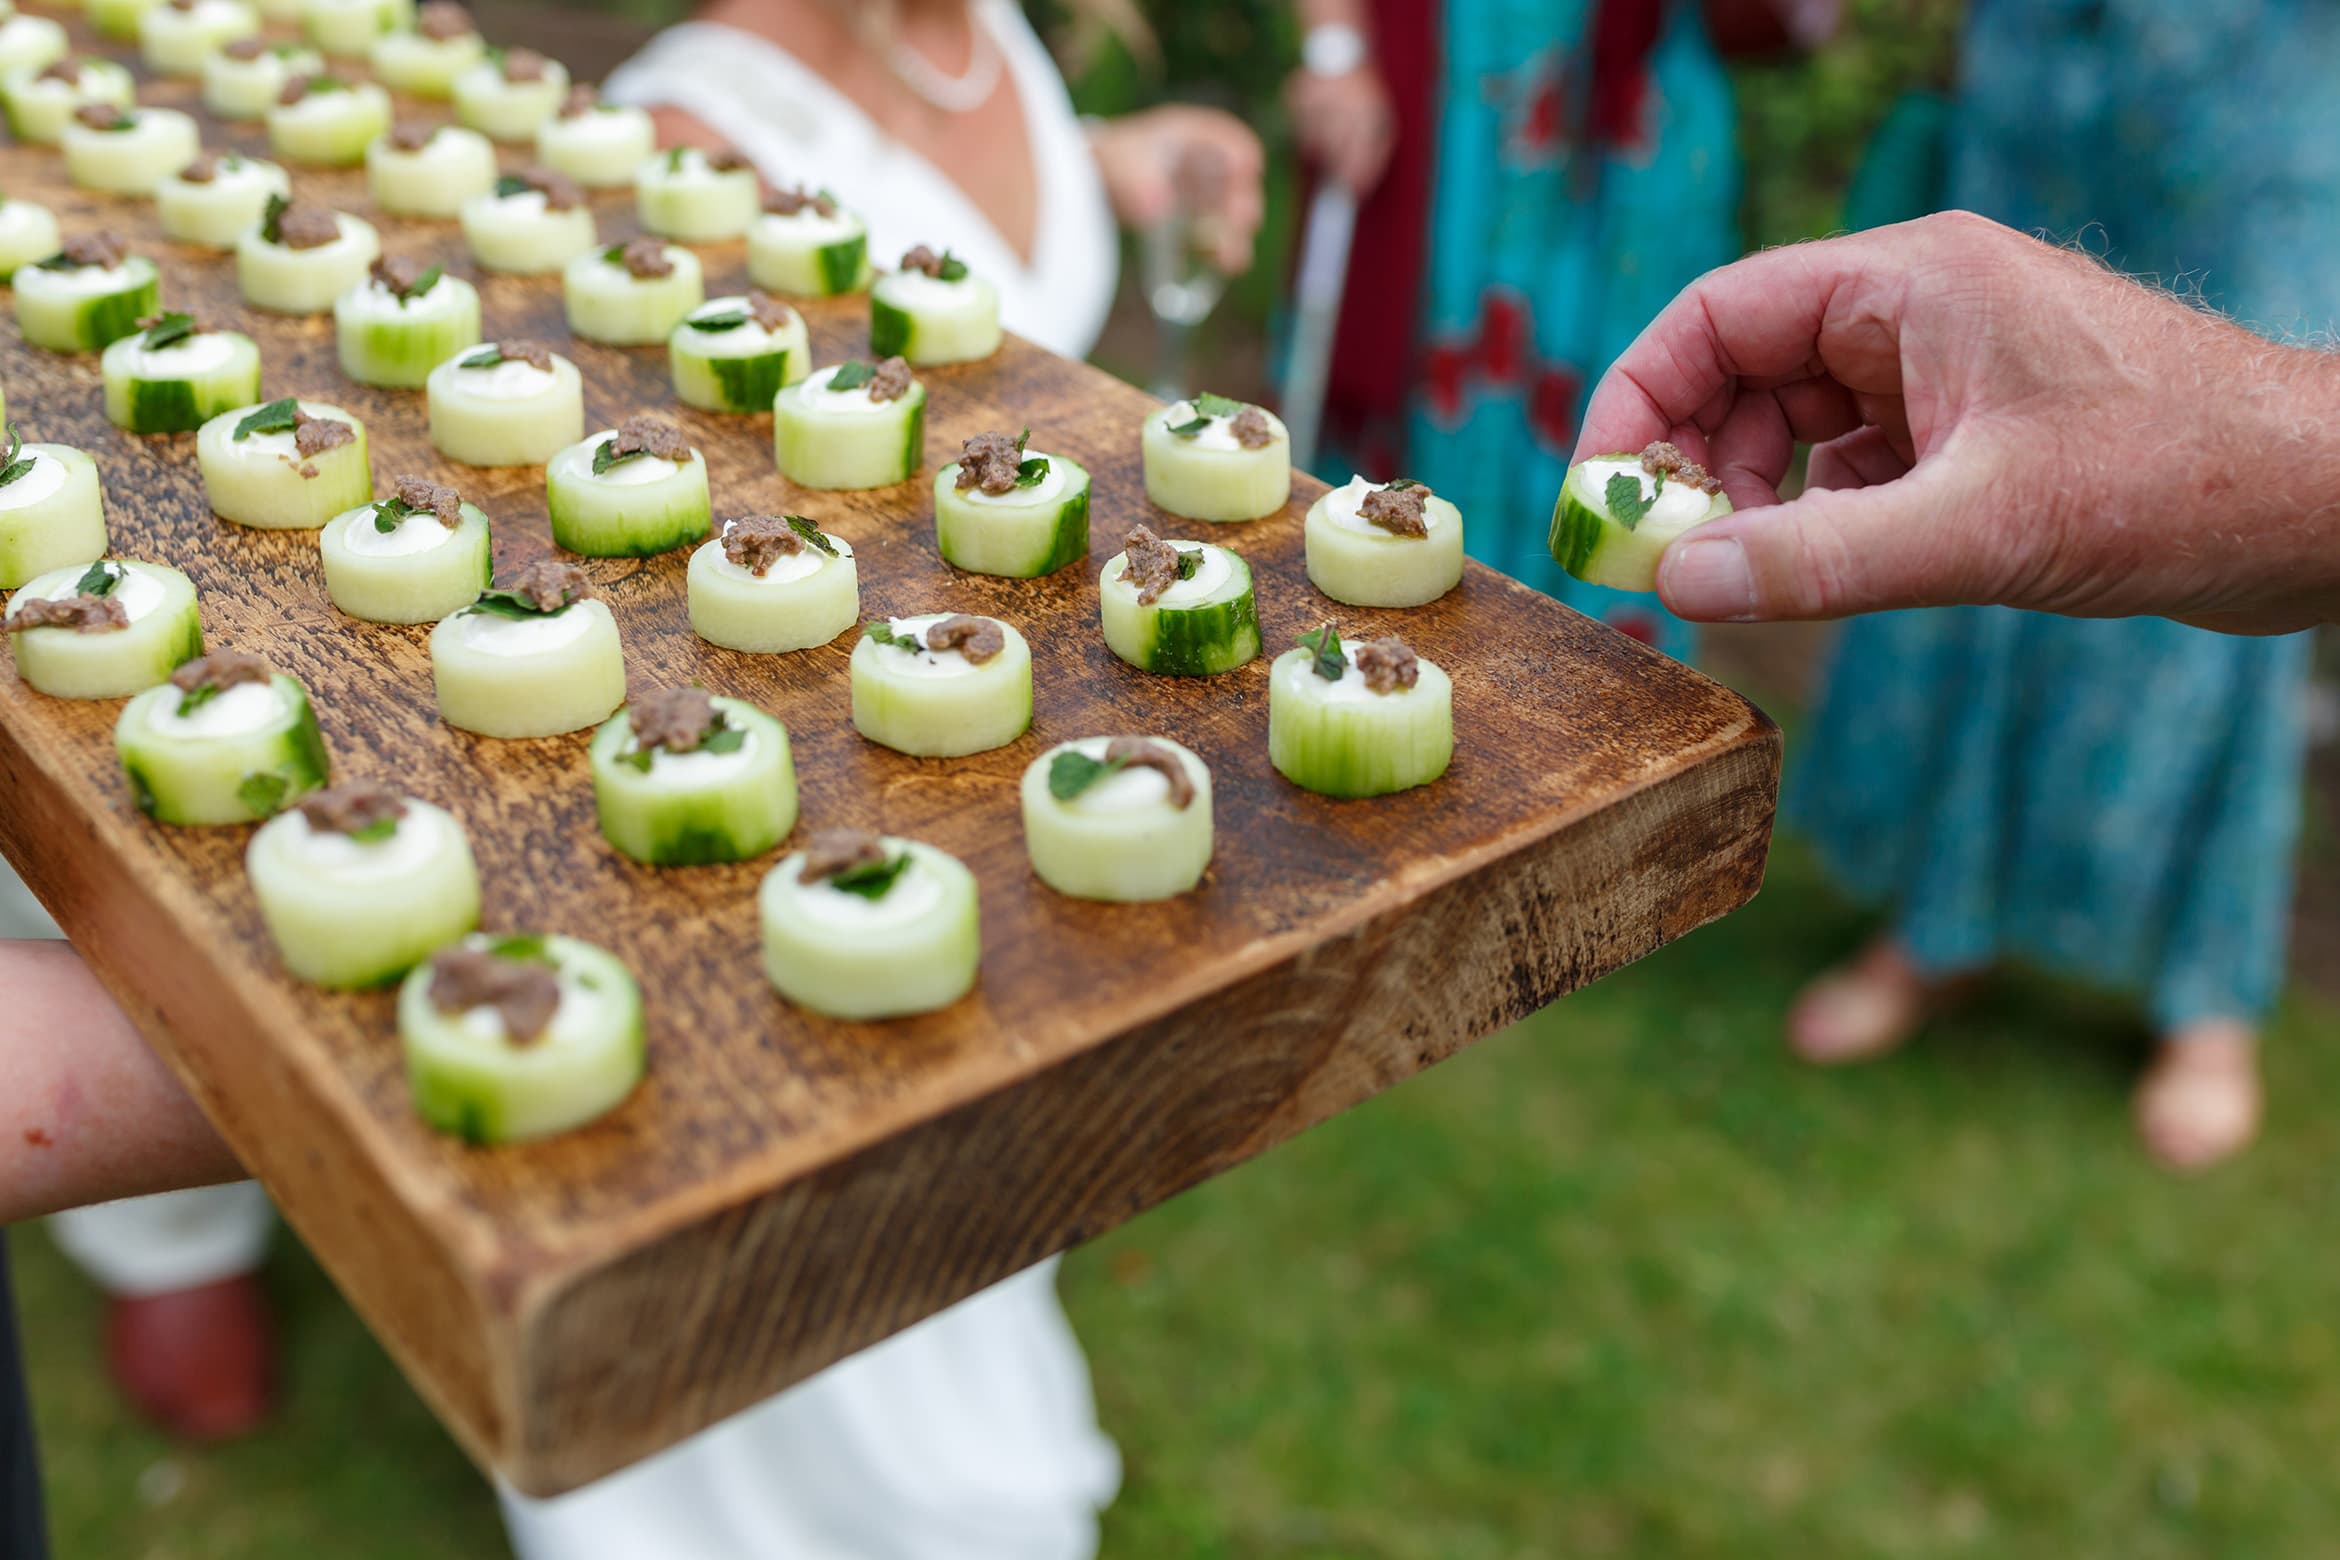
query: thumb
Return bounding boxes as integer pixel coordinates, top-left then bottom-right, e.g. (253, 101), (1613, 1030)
(1655, 466), (1996, 621)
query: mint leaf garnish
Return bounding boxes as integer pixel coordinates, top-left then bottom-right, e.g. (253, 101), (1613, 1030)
(234, 396), (300, 439)
(785, 515), (836, 557)
(177, 681), (221, 716)
(140, 311), (196, 349)
(685, 307), (751, 333)
(1048, 749), (1130, 802)
(0, 425), (34, 488)
(590, 436), (648, 477)
(259, 192), (288, 244)
(393, 264), (440, 303)
(1193, 391), (1244, 419)
(469, 588), (571, 620)
(828, 852), (912, 900)
(485, 933), (553, 963)
(1174, 550), (1202, 582)
(74, 560), (121, 597)
(829, 359), (877, 392)
(494, 173), (531, 198)
(1297, 622), (1346, 681)
(860, 620), (923, 653)
(457, 344), (505, 369)
(936, 251), (968, 282)
(349, 816), (398, 844)
(1604, 471), (1657, 532)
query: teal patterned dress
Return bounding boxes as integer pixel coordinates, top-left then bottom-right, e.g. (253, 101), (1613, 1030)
(1792, 0), (2320, 1029)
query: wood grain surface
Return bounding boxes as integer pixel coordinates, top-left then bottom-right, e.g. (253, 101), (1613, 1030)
(0, 10), (1781, 1494)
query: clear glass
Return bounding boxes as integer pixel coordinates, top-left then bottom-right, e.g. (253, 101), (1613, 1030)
(1143, 143), (1231, 400)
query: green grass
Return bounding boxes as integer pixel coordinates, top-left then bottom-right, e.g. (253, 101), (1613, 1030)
(17, 840), (2340, 1556)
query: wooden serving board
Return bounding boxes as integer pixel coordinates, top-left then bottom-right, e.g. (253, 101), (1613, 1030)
(0, 15), (1780, 1496)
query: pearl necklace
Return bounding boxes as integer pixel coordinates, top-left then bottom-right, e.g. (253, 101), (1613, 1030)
(881, 8), (1002, 114)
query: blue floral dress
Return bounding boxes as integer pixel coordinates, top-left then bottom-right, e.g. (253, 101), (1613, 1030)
(1792, 0), (2322, 1029)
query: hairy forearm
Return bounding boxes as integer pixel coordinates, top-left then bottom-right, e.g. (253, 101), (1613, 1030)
(0, 942), (240, 1226)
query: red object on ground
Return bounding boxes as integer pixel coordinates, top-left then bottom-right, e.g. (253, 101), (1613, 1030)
(105, 1275), (275, 1442)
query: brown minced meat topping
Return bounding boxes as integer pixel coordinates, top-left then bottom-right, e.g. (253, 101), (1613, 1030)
(297, 780), (408, 836)
(170, 648), (272, 695)
(798, 827), (886, 885)
(8, 593), (127, 634)
(924, 613), (1003, 665)
(371, 254), (435, 294)
(386, 120), (437, 152)
(221, 36), (267, 60)
(292, 408), (354, 458)
(1359, 482), (1429, 538)
(493, 339), (553, 370)
(1352, 636), (1421, 695)
(1102, 737), (1195, 809)
(503, 559), (593, 612)
(867, 357), (914, 403)
(557, 83), (599, 118)
(721, 515), (804, 576)
(275, 202), (344, 250)
(137, 310), (214, 336)
(764, 185), (836, 218)
(899, 244), (949, 278)
(617, 236), (673, 279)
(393, 474), (464, 524)
(277, 72), (349, 106)
(35, 58), (84, 83)
(1121, 525), (1183, 606)
(177, 150), (225, 183)
(426, 946), (560, 1045)
(517, 166), (583, 210)
(1639, 439), (1723, 495)
(704, 146), (751, 173)
(59, 231), (128, 269)
(628, 686), (720, 755)
(1230, 406), (1275, 450)
(954, 431), (1024, 495)
(747, 290), (792, 331)
(607, 414), (689, 463)
(73, 102), (128, 131)
(500, 48), (549, 82)
(416, 0), (474, 39)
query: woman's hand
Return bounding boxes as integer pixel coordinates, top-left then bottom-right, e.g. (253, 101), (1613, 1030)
(1088, 105), (1266, 274)
(1575, 211), (2340, 635)
(1286, 63), (1395, 195)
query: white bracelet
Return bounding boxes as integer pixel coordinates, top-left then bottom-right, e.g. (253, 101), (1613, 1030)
(1301, 22), (1369, 78)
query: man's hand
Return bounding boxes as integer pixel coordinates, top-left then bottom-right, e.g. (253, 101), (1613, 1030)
(1574, 211), (2340, 634)
(1286, 64), (1395, 196)
(1088, 105), (1266, 274)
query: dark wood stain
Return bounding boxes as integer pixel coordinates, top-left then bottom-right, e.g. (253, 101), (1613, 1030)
(0, 12), (1780, 1495)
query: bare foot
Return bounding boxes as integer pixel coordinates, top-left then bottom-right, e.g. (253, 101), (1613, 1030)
(2135, 1021), (2262, 1171)
(1786, 939), (1944, 1066)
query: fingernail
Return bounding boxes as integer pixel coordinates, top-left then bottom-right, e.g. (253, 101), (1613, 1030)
(1661, 537), (1758, 621)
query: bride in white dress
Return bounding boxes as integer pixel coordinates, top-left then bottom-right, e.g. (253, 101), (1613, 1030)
(499, 4), (1262, 1556)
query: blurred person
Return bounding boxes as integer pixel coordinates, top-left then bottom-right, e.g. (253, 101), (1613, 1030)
(1778, 0), (2327, 1171)
(1284, 0), (1838, 661)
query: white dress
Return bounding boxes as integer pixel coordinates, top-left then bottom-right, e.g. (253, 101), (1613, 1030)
(502, 9), (1123, 1559)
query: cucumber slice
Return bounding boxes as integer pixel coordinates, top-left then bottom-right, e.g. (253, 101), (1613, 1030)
(563, 242), (703, 345)
(319, 497), (492, 624)
(236, 211), (380, 314)
(758, 838), (979, 1020)
(247, 792), (481, 987)
(773, 363), (925, 491)
(1267, 633), (1454, 798)
(459, 183), (597, 274)
(1098, 537), (1261, 677)
(426, 344), (585, 467)
(535, 102), (653, 189)
(0, 200), (62, 281)
(849, 613), (1032, 758)
(62, 107), (201, 195)
(265, 78), (391, 166)
(588, 695), (798, 866)
(368, 26), (481, 96)
(1304, 476), (1466, 607)
(0, 445), (107, 589)
(116, 670), (329, 826)
(935, 450), (1090, 579)
(1142, 399), (1293, 524)
(869, 268), (1002, 366)
(1550, 450), (1734, 592)
(139, 0), (256, 77)
(366, 124), (496, 217)
(686, 519), (858, 654)
(747, 206), (871, 297)
(86, 0), (160, 43)
(202, 42), (321, 121)
(4, 59), (134, 144)
(0, 16), (68, 79)
(101, 325), (263, 434)
(14, 254), (159, 352)
(4, 560), (205, 699)
(335, 270), (482, 389)
(1020, 736), (1213, 903)
(196, 399), (372, 529)
(399, 933), (645, 1144)
(450, 55), (567, 143)
(546, 427), (710, 556)
(156, 153), (290, 249)
(301, 0), (402, 57)
(430, 596), (626, 738)
(668, 295), (808, 414)
(634, 147), (760, 241)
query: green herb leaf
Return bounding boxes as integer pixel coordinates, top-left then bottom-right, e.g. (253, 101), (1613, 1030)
(600, 241), (627, 265)
(665, 146), (686, 173)
(829, 359), (877, 392)
(936, 250), (968, 282)
(468, 588), (569, 620)
(259, 191), (288, 244)
(397, 264), (440, 303)
(237, 771), (288, 817)
(1193, 391), (1244, 419)
(349, 816), (399, 844)
(234, 396), (300, 440)
(74, 560), (121, 597)
(176, 681), (220, 716)
(702, 722), (747, 755)
(485, 933), (553, 963)
(1048, 748), (1131, 802)
(1297, 622), (1346, 681)
(303, 75), (348, 94)
(1174, 550), (1202, 582)
(860, 620), (924, 653)
(139, 311), (196, 350)
(1604, 471), (1656, 532)
(494, 173), (531, 198)
(370, 495), (428, 534)
(1165, 415), (1212, 438)
(1384, 477), (1423, 492)
(456, 344), (505, 369)
(685, 307), (751, 333)
(617, 745), (654, 773)
(827, 851), (912, 901)
(785, 515), (837, 557)
(1014, 456), (1050, 488)
(0, 424), (32, 489)
(590, 436), (649, 477)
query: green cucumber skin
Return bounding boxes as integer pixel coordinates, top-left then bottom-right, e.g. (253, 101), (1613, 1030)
(587, 705), (797, 866)
(127, 378), (201, 434)
(407, 1018), (647, 1145)
(121, 683), (330, 826)
(817, 235), (865, 296)
(82, 281), (160, 351)
(547, 497), (710, 558)
(707, 350), (790, 413)
(869, 294), (910, 359)
(1147, 592), (1261, 677)
(935, 472), (1091, 579)
(900, 399), (925, 484)
(1548, 485), (1608, 579)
